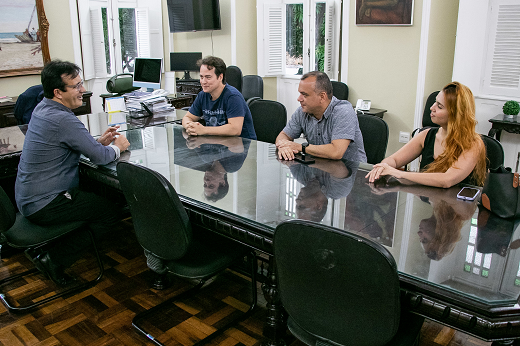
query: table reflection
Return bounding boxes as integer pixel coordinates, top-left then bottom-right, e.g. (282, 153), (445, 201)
(0, 125), (27, 156)
(78, 110), (181, 137)
(343, 173), (398, 247)
(476, 207), (519, 257)
(176, 133), (250, 202)
(82, 124), (520, 308)
(284, 160), (357, 222)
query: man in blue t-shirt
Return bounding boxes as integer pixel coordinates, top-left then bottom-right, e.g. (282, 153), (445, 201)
(182, 56), (257, 140)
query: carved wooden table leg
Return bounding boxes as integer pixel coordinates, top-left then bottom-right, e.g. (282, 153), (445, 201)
(488, 127), (501, 141)
(261, 256), (287, 346)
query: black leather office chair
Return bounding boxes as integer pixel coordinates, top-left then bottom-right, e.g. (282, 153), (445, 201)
(242, 75), (263, 102)
(248, 99), (287, 144)
(481, 134), (504, 170)
(358, 113), (389, 164)
(0, 186), (104, 312)
(274, 219), (424, 346)
(331, 81), (349, 100)
(411, 91), (440, 137)
(226, 65), (243, 93)
(14, 85), (44, 125)
(116, 161), (257, 346)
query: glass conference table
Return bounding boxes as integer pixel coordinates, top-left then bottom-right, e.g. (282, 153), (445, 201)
(2, 117), (520, 345)
(76, 123), (520, 345)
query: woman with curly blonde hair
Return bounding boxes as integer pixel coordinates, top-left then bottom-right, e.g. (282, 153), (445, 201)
(367, 82), (487, 187)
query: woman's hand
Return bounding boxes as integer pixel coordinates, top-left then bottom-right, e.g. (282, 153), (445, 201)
(365, 162), (403, 183)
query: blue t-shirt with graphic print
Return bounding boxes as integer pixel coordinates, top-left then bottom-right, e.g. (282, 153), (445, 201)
(189, 84), (257, 140)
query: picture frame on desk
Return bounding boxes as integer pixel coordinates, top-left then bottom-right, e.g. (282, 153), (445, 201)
(0, 0), (51, 78)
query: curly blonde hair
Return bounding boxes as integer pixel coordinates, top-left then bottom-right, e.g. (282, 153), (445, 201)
(423, 82), (487, 186)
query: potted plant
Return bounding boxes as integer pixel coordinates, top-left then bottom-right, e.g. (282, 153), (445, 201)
(503, 100), (520, 119)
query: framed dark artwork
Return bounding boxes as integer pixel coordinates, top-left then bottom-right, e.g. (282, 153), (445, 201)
(356, 0), (414, 26)
(0, 0), (51, 78)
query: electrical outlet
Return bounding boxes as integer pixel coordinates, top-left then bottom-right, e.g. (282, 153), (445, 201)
(399, 131), (410, 143)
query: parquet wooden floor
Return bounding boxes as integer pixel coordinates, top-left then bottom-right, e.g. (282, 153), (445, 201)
(0, 220), (493, 346)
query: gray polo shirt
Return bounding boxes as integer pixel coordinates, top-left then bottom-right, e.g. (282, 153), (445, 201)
(282, 97), (367, 162)
(289, 160), (359, 200)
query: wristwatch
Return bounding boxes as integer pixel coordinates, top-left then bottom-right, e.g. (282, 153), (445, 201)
(301, 142), (309, 155)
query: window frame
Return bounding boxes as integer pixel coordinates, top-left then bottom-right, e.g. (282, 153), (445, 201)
(257, 0), (340, 80)
(77, 0), (162, 80)
(481, 0), (520, 99)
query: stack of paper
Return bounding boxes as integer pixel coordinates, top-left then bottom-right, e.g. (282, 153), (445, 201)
(124, 90), (173, 113)
(0, 96), (13, 103)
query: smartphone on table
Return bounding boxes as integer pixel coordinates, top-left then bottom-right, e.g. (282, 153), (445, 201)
(456, 187), (480, 201)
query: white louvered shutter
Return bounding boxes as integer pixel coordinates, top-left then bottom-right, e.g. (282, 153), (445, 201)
(323, 1), (335, 79)
(257, 1), (285, 77)
(78, 1), (95, 80)
(266, 4), (285, 76)
(135, 8), (150, 58)
(482, 0), (520, 98)
(90, 7), (108, 78)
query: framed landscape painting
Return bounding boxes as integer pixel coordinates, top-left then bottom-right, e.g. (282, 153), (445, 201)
(0, 0), (50, 77)
(356, 0), (414, 26)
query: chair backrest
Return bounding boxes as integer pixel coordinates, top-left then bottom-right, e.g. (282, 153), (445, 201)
(357, 113), (389, 164)
(242, 75), (264, 101)
(422, 91), (440, 128)
(116, 161), (192, 260)
(14, 85), (44, 125)
(274, 219), (401, 346)
(412, 91), (440, 138)
(0, 186), (16, 234)
(331, 81), (349, 100)
(481, 134), (504, 170)
(248, 99), (287, 144)
(226, 65), (243, 92)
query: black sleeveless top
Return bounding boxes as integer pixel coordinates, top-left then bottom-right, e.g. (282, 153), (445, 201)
(419, 127), (477, 186)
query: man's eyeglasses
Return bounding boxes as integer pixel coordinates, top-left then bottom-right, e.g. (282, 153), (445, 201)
(65, 80), (84, 91)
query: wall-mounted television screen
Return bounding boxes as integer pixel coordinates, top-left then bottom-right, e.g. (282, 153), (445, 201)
(166, 0), (221, 33)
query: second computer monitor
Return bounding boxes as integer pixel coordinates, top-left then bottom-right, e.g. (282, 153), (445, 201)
(170, 52), (202, 80)
(133, 58), (162, 91)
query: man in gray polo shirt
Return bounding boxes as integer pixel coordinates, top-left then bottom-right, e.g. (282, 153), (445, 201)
(276, 71), (367, 162)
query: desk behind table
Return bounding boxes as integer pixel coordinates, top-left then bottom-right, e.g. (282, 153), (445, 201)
(0, 92), (93, 128)
(488, 114), (520, 141)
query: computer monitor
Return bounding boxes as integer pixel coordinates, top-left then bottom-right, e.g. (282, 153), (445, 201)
(170, 52), (202, 80)
(132, 58), (162, 91)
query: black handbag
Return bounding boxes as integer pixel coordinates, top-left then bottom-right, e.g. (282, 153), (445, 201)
(481, 166), (520, 218)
